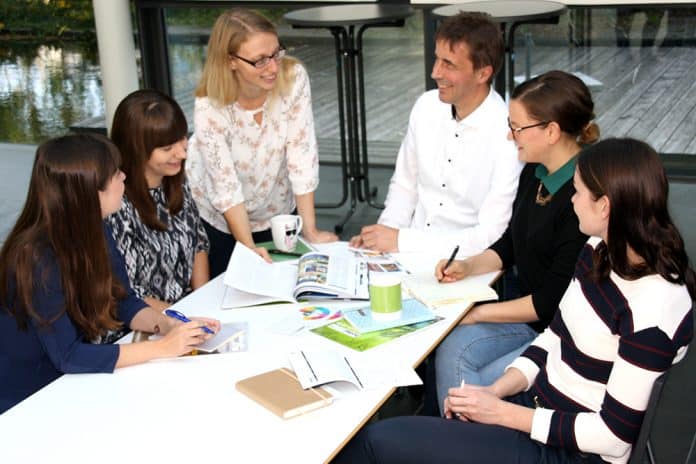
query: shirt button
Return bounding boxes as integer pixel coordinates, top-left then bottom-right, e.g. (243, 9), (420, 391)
(442, 183), (446, 188)
(448, 159), (452, 163)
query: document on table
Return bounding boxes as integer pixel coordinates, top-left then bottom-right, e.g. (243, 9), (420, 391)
(288, 349), (422, 391)
(224, 242), (297, 302)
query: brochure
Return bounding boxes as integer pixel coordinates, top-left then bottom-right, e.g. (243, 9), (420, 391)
(342, 299), (438, 334)
(224, 243), (369, 305)
(311, 317), (444, 352)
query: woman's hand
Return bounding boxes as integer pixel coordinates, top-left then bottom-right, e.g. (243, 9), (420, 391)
(155, 321), (214, 358)
(303, 228), (338, 244)
(443, 384), (506, 425)
(254, 246), (272, 263)
(435, 259), (471, 282)
(191, 317), (221, 335)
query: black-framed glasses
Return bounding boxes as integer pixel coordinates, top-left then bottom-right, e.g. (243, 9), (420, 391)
(231, 47), (286, 69)
(507, 118), (549, 140)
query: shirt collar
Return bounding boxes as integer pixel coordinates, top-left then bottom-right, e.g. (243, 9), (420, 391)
(534, 157), (576, 195)
(450, 87), (494, 127)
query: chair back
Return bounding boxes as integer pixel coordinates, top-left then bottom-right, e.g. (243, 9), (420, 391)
(628, 373), (667, 464)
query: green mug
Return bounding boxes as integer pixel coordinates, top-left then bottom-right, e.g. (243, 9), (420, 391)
(369, 273), (402, 320)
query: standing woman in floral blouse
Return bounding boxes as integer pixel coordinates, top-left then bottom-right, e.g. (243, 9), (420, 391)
(107, 89), (210, 312)
(187, 8), (337, 277)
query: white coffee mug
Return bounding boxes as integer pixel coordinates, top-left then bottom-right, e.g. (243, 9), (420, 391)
(270, 214), (303, 252)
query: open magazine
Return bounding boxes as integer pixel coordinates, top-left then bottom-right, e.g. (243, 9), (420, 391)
(223, 243), (369, 308)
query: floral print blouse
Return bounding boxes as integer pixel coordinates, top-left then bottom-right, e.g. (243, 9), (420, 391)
(186, 63), (319, 233)
(106, 182), (210, 304)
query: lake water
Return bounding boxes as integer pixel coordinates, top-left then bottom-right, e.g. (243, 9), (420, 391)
(0, 40), (103, 144)
(0, 39), (212, 144)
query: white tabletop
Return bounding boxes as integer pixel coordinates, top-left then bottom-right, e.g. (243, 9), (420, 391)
(0, 250), (497, 464)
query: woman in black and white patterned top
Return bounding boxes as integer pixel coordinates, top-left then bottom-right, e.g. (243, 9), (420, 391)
(106, 90), (210, 313)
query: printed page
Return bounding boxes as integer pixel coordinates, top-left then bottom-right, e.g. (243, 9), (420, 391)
(296, 253), (331, 286)
(289, 350), (361, 390)
(224, 242), (297, 302)
(221, 286), (279, 309)
(289, 349), (422, 391)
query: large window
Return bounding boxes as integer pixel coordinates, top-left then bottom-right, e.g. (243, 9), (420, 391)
(512, 6), (696, 163)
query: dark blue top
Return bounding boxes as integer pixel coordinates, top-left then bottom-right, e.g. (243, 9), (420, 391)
(0, 224), (147, 414)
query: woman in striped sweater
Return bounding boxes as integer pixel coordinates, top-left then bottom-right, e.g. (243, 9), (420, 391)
(334, 138), (694, 464)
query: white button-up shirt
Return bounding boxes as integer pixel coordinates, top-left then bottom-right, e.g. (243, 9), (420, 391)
(378, 88), (522, 256)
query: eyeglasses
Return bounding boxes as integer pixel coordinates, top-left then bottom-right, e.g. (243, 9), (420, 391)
(507, 118), (549, 140)
(231, 47), (286, 69)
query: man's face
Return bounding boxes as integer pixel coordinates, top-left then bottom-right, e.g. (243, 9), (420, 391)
(431, 40), (486, 110)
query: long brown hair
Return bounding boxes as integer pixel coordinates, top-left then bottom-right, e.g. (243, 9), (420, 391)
(111, 89), (187, 230)
(0, 134), (126, 338)
(512, 70), (599, 145)
(195, 8), (299, 105)
(577, 138), (696, 299)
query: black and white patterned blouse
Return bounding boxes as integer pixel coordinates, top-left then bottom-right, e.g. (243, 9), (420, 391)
(106, 181), (210, 304)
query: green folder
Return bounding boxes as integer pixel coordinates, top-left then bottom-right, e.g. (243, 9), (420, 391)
(256, 239), (314, 263)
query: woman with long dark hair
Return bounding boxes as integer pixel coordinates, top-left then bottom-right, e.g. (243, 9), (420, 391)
(0, 134), (219, 414)
(107, 89), (209, 313)
(336, 138), (694, 463)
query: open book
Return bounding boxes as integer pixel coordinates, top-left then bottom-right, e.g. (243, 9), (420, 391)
(223, 243), (368, 308)
(402, 271), (499, 309)
(288, 349), (422, 390)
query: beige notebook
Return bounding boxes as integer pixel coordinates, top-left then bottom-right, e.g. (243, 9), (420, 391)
(235, 368), (333, 419)
(403, 273), (498, 309)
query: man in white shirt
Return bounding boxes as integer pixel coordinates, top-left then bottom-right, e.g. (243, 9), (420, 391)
(350, 12), (521, 256)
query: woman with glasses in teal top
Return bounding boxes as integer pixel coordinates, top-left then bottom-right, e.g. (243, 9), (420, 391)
(433, 70), (600, 413)
(186, 8), (336, 278)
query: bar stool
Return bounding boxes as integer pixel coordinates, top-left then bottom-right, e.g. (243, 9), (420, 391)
(285, 4), (414, 234)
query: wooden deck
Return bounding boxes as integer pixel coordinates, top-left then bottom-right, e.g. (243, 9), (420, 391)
(72, 34), (696, 163)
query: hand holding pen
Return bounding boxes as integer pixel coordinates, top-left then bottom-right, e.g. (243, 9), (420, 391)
(436, 246), (462, 282)
(164, 309), (216, 334)
(151, 310), (220, 358)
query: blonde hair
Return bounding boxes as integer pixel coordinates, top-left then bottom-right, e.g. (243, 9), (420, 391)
(195, 8), (299, 106)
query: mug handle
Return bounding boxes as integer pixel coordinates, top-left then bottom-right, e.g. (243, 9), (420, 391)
(295, 216), (303, 236)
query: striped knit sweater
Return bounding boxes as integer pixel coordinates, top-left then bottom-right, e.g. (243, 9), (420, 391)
(508, 237), (693, 463)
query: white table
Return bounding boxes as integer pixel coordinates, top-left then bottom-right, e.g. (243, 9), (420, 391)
(0, 251), (497, 464)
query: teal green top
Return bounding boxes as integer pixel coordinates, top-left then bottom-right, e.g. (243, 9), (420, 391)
(534, 157), (577, 195)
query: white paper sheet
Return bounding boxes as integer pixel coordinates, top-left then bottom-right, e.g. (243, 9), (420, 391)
(289, 349), (422, 391)
(224, 242), (297, 302)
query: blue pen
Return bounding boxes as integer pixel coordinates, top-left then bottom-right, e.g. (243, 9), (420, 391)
(164, 309), (215, 335)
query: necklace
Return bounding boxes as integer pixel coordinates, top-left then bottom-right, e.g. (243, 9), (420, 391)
(535, 182), (553, 206)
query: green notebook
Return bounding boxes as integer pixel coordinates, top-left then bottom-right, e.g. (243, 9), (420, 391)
(257, 239), (314, 262)
(311, 317), (443, 352)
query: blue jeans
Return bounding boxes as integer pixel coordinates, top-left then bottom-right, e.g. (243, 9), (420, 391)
(435, 322), (538, 414)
